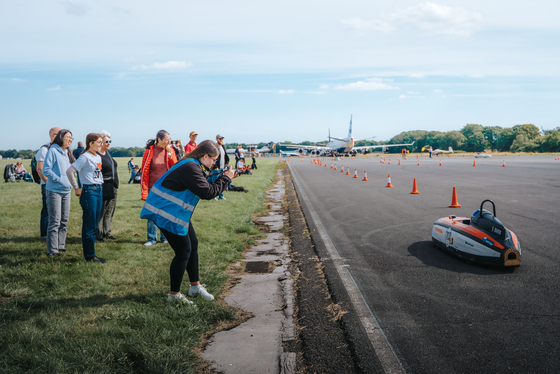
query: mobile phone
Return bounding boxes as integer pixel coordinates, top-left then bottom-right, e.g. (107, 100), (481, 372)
(171, 140), (178, 145)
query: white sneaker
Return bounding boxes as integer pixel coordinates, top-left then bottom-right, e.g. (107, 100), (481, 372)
(214, 197), (219, 201)
(218, 196), (227, 200)
(162, 240), (168, 244)
(144, 241), (156, 246)
(188, 285), (215, 300)
(167, 293), (194, 304)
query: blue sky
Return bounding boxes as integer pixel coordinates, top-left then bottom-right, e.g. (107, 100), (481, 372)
(1, 1), (559, 150)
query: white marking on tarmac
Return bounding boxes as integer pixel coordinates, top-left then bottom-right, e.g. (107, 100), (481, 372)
(289, 163), (406, 374)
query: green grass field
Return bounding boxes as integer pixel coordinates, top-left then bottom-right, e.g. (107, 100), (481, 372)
(0, 157), (279, 373)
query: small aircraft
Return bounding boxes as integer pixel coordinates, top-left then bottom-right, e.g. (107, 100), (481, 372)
(474, 152), (492, 158)
(279, 116), (414, 156)
(280, 150), (302, 157)
(247, 142), (274, 154)
(432, 147), (454, 156)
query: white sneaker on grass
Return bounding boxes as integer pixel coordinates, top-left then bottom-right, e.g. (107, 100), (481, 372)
(188, 285), (215, 300)
(144, 241), (156, 246)
(167, 293), (194, 304)
(218, 196), (227, 200)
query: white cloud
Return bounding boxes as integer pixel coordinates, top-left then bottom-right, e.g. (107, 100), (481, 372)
(47, 85), (62, 91)
(343, 2), (482, 37)
(278, 89), (294, 94)
(133, 61), (192, 70)
(336, 78), (398, 91)
(433, 89), (443, 93)
(319, 84), (329, 89)
(61, 1), (90, 17)
(399, 95), (409, 99)
(11, 78), (24, 82)
(409, 73), (425, 78)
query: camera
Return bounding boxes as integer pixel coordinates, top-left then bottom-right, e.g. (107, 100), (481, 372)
(171, 140), (178, 145)
(224, 165), (231, 171)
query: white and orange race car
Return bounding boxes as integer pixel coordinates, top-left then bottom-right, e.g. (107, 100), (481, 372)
(432, 200), (521, 267)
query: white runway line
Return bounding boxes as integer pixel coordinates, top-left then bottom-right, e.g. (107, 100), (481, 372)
(289, 163), (406, 374)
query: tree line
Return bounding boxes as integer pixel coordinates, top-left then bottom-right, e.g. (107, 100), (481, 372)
(3, 125), (559, 159)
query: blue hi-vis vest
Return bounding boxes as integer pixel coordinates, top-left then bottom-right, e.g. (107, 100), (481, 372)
(140, 158), (201, 236)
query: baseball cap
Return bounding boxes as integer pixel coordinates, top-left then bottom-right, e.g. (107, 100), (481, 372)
(189, 131), (198, 137)
(216, 134), (224, 139)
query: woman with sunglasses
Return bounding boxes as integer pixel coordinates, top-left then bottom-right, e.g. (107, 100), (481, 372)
(96, 130), (119, 241)
(42, 130), (76, 256)
(66, 133), (106, 263)
(140, 130), (178, 246)
(141, 140), (236, 303)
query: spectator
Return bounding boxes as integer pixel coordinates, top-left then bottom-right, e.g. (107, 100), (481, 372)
(73, 141), (85, 188)
(234, 144), (244, 165)
(14, 162), (33, 182)
(42, 130), (76, 257)
(141, 130), (178, 246)
(127, 158), (135, 173)
(36, 127), (61, 240)
(66, 133), (106, 263)
(212, 134), (229, 201)
(140, 140), (236, 303)
(96, 130), (119, 241)
(128, 165), (140, 184)
(237, 157), (253, 175)
(73, 141), (84, 160)
(251, 152), (257, 170)
(184, 131), (198, 154)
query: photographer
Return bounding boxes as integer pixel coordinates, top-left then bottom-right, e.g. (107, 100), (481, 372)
(140, 140), (236, 304)
(213, 134), (229, 200)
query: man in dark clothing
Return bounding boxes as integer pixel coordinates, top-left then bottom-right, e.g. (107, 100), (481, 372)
(73, 142), (85, 188)
(213, 134), (230, 201)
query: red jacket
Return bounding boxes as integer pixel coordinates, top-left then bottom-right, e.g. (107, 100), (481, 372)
(140, 145), (178, 200)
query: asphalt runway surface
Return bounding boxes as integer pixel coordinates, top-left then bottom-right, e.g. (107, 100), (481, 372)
(288, 155), (560, 374)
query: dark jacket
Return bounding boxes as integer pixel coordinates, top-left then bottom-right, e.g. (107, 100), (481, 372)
(214, 144), (230, 170)
(73, 147), (84, 160)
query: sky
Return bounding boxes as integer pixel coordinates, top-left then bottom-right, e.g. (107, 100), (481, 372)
(1, 0), (559, 150)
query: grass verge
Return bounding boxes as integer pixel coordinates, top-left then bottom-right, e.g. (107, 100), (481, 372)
(0, 157), (279, 373)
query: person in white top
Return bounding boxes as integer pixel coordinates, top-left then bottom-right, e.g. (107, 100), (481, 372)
(66, 133), (107, 263)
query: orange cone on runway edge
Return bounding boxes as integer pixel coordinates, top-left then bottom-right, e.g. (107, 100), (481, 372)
(439, 160), (442, 166)
(362, 171), (369, 181)
(463, 154), (465, 158)
(502, 160), (506, 167)
(385, 175), (393, 188)
(417, 161), (420, 166)
(324, 162), (327, 167)
(330, 162), (333, 169)
(346, 166), (350, 175)
(448, 154), (450, 158)
(398, 158), (401, 165)
(353, 169), (358, 178)
(411, 178), (419, 194)
(449, 187), (461, 208)
(473, 160), (476, 167)
(341, 165), (345, 173)
(334, 164), (337, 170)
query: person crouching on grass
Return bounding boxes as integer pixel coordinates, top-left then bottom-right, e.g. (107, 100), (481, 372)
(66, 133), (107, 263)
(140, 140), (237, 304)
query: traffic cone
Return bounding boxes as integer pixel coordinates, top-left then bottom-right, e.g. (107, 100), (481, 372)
(341, 165), (345, 173)
(353, 169), (358, 178)
(334, 164), (337, 171)
(502, 160), (506, 167)
(410, 178), (419, 194)
(463, 154), (465, 158)
(398, 158), (401, 165)
(330, 162), (333, 169)
(417, 161), (420, 166)
(385, 175), (393, 188)
(449, 187), (461, 208)
(448, 154), (450, 158)
(439, 160), (442, 166)
(324, 162), (327, 167)
(388, 159), (391, 165)
(346, 166), (350, 175)
(473, 160), (476, 167)
(362, 171), (369, 181)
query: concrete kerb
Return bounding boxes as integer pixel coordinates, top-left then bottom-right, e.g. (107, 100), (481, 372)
(202, 168), (297, 374)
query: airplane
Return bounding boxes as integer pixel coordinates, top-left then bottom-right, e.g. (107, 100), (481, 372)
(280, 150), (303, 157)
(279, 116), (414, 156)
(431, 147), (454, 156)
(247, 142), (274, 154)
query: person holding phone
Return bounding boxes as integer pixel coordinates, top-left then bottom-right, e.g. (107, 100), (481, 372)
(141, 140), (236, 303)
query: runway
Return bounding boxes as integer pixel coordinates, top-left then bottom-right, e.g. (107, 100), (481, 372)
(288, 155), (560, 373)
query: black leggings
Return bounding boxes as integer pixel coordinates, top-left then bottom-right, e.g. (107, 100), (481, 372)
(159, 225), (199, 293)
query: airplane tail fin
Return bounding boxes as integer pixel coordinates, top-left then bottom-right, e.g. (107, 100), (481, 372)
(449, 147), (454, 153)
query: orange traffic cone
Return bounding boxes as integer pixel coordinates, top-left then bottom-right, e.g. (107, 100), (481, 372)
(417, 161), (420, 166)
(330, 162), (333, 169)
(362, 171), (369, 181)
(463, 154), (465, 158)
(448, 154), (450, 158)
(502, 160), (506, 167)
(473, 160), (476, 167)
(449, 187), (461, 208)
(398, 158), (401, 165)
(346, 166), (350, 175)
(410, 178), (419, 194)
(439, 160), (442, 166)
(385, 175), (393, 188)
(353, 169), (358, 178)
(341, 165), (345, 173)
(334, 164), (337, 171)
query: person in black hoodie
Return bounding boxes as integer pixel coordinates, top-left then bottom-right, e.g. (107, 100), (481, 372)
(213, 134), (230, 201)
(97, 130), (119, 241)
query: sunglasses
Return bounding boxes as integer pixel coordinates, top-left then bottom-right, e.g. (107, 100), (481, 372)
(105, 140), (112, 144)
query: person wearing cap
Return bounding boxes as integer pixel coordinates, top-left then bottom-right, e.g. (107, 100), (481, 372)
(184, 131), (198, 154)
(213, 134), (229, 200)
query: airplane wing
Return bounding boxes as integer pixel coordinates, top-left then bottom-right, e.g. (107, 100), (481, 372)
(353, 141), (415, 151)
(278, 144), (329, 151)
